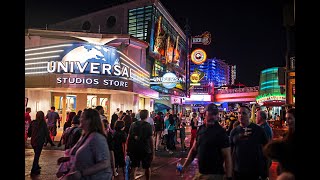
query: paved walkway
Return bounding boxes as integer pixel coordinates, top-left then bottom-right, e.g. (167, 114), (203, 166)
(25, 125), (280, 179)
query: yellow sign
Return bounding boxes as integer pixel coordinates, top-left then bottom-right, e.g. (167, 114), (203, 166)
(191, 49), (207, 65)
(190, 72), (200, 83)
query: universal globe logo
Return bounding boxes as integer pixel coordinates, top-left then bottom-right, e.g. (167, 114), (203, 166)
(150, 72), (184, 89)
(162, 73), (179, 89)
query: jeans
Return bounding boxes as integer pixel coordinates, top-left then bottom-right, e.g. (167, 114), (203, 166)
(31, 143), (44, 172)
(166, 130), (175, 150)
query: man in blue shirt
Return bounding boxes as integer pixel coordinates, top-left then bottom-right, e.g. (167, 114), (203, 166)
(256, 110), (273, 179)
(256, 110), (273, 141)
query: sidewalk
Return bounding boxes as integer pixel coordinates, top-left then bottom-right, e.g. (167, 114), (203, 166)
(25, 125), (279, 180)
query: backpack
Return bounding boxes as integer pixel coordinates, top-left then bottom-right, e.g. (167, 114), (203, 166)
(64, 127), (81, 149)
(128, 121), (150, 155)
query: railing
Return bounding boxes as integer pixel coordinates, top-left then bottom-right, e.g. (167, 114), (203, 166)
(215, 86), (259, 94)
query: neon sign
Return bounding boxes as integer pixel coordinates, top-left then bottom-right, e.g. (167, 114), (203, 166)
(191, 49), (207, 65)
(150, 72), (184, 89)
(25, 43), (150, 87)
(256, 93), (285, 104)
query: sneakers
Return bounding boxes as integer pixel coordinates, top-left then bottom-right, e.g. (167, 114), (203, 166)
(169, 151), (173, 154)
(113, 171), (118, 177)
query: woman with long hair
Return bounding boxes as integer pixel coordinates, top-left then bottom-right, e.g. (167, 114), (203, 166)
(28, 111), (50, 176)
(264, 108), (295, 180)
(61, 108), (112, 179)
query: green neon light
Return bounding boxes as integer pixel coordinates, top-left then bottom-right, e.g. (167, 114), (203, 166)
(260, 85), (280, 90)
(261, 80), (278, 85)
(261, 67), (278, 74)
(256, 93), (286, 103)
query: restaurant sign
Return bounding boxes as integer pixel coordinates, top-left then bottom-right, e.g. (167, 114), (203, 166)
(256, 93), (286, 104)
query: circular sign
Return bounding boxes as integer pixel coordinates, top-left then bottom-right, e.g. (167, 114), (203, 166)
(190, 72), (200, 83)
(191, 49), (207, 65)
(162, 72), (178, 89)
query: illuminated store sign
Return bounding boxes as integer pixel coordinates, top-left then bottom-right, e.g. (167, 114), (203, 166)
(150, 72), (184, 89)
(25, 43), (150, 87)
(185, 94), (211, 101)
(191, 31), (212, 45)
(256, 93), (286, 104)
(191, 49), (207, 65)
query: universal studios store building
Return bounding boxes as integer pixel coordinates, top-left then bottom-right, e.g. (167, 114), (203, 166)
(25, 29), (159, 122)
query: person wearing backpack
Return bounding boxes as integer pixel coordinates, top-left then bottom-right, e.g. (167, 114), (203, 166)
(61, 116), (82, 150)
(126, 109), (154, 180)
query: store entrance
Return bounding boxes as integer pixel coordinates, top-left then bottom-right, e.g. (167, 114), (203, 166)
(53, 94), (77, 125)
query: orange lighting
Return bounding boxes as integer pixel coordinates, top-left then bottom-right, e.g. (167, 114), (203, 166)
(191, 49), (207, 65)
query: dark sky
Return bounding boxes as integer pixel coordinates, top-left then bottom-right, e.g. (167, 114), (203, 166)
(25, 0), (287, 87)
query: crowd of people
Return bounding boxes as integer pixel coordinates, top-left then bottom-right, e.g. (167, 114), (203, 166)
(25, 104), (295, 180)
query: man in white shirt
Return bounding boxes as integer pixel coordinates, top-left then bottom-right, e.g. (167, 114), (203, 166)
(146, 116), (155, 133)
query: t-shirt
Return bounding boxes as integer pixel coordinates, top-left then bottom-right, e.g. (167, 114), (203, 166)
(146, 117), (154, 126)
(196, 123), (230, 174)
(190, 117), (199, 130)
(154, 115), (164, 131)
(179, 127), (186, 139)
(46, 111), (60, 127)
(230, 123), (268, 175)
(25, 112), (31, 124)
(70, 132), (112, 179)
(127, 121), (153, 156)
(260, 122), (273, 141)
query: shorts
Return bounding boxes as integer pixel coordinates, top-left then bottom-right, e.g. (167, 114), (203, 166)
(48, 125), (57, 136)
(129, 153), (152, 169)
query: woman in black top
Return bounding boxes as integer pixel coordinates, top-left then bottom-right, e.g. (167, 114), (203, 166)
(189, 112), (198, 149)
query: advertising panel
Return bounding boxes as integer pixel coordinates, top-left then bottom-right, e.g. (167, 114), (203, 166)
(152, 16), (186, 69)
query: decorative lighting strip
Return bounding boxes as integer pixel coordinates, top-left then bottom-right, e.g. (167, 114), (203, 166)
(25, 44), (73, 52)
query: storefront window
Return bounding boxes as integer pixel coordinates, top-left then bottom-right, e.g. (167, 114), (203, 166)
(66, 95), (76, 112)
(87, 95), (97, 108)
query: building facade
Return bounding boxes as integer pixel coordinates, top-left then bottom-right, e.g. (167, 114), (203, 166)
(256, 67), (287, 119)
(49, 0), (187, 114)
(25, 29), (159, 122)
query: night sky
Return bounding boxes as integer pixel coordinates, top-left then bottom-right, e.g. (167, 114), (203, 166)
(25, 0), (287, 87)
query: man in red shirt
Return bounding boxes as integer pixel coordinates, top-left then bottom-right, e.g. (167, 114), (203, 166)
(25, 107), (32, 142)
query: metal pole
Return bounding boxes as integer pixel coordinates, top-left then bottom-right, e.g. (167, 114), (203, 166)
(185, 19), (191, 98)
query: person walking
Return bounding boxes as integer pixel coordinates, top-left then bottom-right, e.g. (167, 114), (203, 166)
(189, 112), (199, 149)
(45, 106), (60, 143)
(230, 105), (269, 180)
(153, 112), (164, 151)
(113, 120), (127, 178)
(28, 111), (53, 176)
(126, 109), (154, 180)
(181, 103), (233, 180)
(25, 107), (32, 142)
(164, 114), (176, 154)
